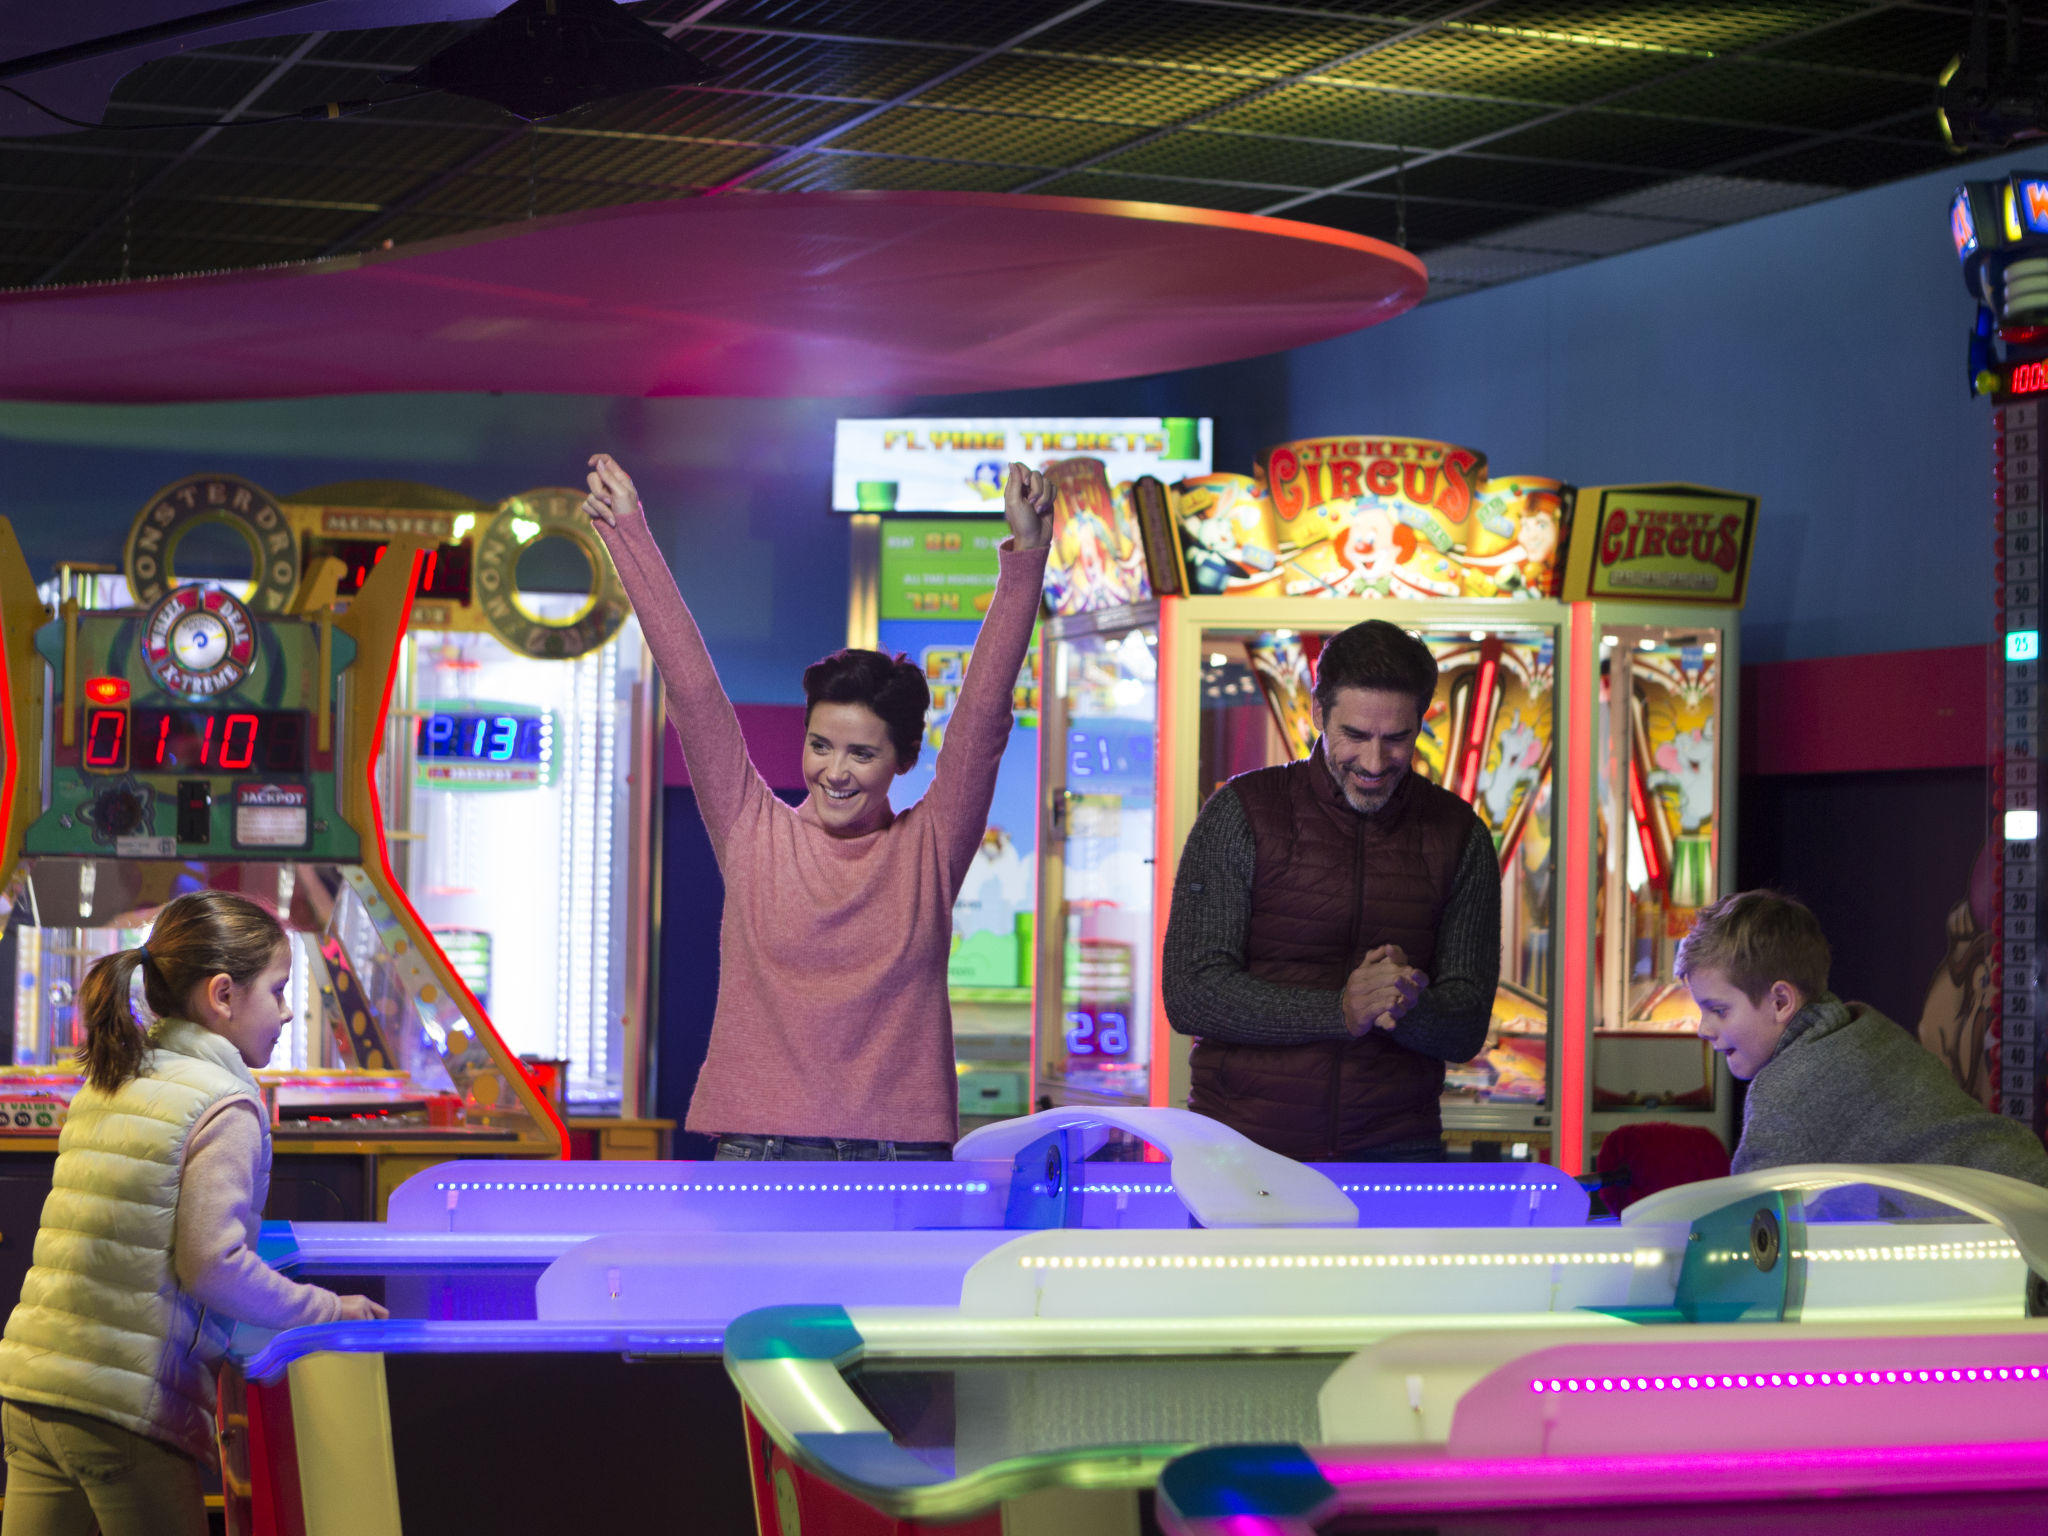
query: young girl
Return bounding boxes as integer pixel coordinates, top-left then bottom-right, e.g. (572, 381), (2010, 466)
(0, 891), (385, 1536)
(583, 452), (1052, 1161)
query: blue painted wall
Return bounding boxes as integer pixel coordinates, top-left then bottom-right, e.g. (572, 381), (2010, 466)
(0, 144), (2032, 696)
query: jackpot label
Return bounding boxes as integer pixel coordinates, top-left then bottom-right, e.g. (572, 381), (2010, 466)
(1560, 485), (1759, 606)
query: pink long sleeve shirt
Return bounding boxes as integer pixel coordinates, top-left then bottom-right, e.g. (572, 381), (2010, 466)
(596, 511), (1048, 1143)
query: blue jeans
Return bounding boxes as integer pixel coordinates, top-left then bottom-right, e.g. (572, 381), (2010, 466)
(713, 1134), (953, 1162)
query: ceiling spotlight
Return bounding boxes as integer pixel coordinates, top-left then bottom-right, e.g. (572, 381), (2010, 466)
(398, 0), (718, 123)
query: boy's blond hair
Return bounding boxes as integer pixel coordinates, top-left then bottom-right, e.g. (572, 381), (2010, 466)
(1674, 890), (1831, 1005)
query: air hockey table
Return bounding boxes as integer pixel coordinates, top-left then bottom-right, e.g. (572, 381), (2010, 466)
(721, 1164), (2048, 1536)
(223, 1107), (1586, 1536)
(1156, 1317), (2048, 1534)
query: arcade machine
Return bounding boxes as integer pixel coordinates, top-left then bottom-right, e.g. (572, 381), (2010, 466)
(0, 489), (564, 1282)
(835, 418), (1211, 1129)
(273, 479), (663, 1148)
(725, 1161), (2047, 1536)
(1033, 435), (1758, 1172)
(1952, 170), (2048, 1153)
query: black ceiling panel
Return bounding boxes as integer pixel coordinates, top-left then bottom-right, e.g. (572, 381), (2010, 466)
(0, 0), (2008, 298)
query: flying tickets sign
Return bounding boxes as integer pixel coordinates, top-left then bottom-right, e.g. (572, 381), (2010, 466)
(1558, 483), (1759, 606)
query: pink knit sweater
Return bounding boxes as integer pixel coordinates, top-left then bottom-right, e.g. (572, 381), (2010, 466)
(597, 511), (1048, 1142)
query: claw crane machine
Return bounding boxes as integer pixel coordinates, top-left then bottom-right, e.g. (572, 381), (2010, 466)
(1032, 435), (1758, 1172)
(835, 417), (1210, 1130)
(0, 479), (564, 1301)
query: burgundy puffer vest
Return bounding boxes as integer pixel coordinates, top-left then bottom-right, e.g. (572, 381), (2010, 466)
(1188, 746), (1479, 1159)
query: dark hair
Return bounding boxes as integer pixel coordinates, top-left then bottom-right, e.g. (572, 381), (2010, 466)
(1675, 889), (1832, 1005)
(76, 890), (288, 1091)
(801, 649), (931, 768)
(1313, 619), (1439, 718)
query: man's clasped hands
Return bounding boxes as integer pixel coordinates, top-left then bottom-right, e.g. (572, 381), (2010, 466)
(1341, 946), (1428, 1037)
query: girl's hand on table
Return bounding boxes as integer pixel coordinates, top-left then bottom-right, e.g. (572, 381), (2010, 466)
(584, 453), (644, 528)
(1004, 462), (1055, 551)
(334, 1293), (390, 1322)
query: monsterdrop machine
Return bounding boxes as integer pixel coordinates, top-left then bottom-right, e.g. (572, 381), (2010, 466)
(0, 471), (663, 1310)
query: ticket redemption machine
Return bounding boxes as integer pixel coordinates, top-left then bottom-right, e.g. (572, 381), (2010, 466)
(271, 480), (662, 1145)
(0, 502), (564, 1274)
(1033, 437), (1757, 1172)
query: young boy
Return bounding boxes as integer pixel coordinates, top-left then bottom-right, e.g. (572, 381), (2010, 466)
(1676, 890), (2048, 1184)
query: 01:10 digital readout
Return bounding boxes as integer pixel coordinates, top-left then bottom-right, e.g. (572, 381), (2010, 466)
(83, 708), (310, 774)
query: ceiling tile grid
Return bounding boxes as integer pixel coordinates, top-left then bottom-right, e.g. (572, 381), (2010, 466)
(0, 0), (2027, 303)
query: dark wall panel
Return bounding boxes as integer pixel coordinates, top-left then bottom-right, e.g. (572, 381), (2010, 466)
(1737, 768), (1987, 1029)
(656, 785), (805, 1158)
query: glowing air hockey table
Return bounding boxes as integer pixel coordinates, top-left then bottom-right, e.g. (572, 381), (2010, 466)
(225, 1108), (1584, 1536)
(721, 1165), (2048, 1536)
(1157, 1316), (2048, 1534)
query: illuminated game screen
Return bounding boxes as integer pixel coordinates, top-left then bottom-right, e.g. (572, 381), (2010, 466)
(416, 711), (550, 765)
(86, 708), (310, 773)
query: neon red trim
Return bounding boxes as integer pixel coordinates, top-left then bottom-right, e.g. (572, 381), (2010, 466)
(1149, 603), (1179, 1109)
(1556, 606), (1594, 1176)
(1455, 644), (1500, 802)
(1626, 754), (1667, 892)
(361, 551), (571, 1159)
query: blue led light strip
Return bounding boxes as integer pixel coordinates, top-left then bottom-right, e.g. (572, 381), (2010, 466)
(1529, 1364), (2048, 1394)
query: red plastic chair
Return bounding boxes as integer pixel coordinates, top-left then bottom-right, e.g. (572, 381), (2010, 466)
(1593, 1121), (1732, 1216)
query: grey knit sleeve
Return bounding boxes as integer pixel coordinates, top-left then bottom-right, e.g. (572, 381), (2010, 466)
(1385, 818), (1501, 1063)
(1160, 785), (1353, 1046)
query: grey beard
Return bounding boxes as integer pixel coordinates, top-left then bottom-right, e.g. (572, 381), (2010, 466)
(1325, 753), (1403, 814)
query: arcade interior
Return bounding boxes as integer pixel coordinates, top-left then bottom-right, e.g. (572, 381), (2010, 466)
(0, 2), (2044, 1533)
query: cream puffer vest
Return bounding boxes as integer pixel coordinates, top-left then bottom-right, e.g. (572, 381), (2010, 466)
(0, 1019), (266, 1461)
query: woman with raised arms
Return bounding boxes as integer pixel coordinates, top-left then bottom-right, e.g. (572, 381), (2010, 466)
(582, 452), (1052, 1160)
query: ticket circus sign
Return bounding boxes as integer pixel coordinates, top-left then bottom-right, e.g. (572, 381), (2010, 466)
(121, 474), (627, 657)
(1557, 483), (1760, 606)
(1160, 436), (1566, 603)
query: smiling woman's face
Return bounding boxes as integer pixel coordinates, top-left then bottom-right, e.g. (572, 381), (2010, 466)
(803, 702), (903, 837)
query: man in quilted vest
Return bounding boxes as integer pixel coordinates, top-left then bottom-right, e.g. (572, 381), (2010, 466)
(1163, 620), (1499, 1160)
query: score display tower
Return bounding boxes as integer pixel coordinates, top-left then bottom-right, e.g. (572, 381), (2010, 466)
(1953, 171), (2048, 1139)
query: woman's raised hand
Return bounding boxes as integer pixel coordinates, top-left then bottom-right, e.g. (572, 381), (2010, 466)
(584, 453), (643, 528)
(1005, 462), (1055, 552)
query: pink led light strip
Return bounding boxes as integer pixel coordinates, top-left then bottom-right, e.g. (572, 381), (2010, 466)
(1530, 1364), (2048, 1394)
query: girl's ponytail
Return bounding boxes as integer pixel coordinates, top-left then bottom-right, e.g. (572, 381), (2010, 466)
(73, 890), (287, 1092)
(76, 947), (152, 1091)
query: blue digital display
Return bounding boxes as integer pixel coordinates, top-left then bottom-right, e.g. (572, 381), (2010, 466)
(417, 711), (549, 764)
(2010, 631), (2041, 663)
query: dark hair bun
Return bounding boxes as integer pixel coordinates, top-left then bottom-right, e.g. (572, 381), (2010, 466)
(801, 649), (930, 768)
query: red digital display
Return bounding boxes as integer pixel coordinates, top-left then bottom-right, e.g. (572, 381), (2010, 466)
(83, 708), (127, 771)
(329, 540), (472, 601)
(2013, 359), (2048, 396)
(124, 709), (309, 774)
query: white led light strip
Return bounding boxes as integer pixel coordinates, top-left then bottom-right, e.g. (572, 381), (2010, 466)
(1018, 1250), (1663, 1270)
(1794, 1240), (2020, 1263)
(1530, 1363), (2048, 1394)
